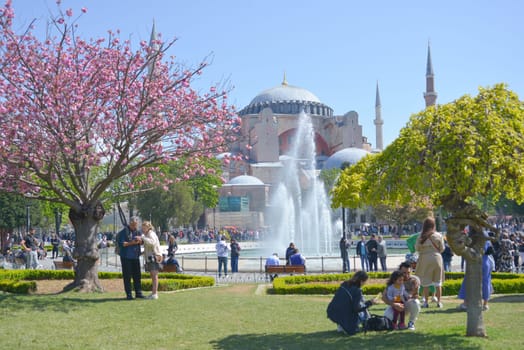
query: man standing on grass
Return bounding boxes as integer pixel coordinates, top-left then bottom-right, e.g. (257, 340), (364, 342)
(21, 228), (39, 269)
(117, 217), (144, 300)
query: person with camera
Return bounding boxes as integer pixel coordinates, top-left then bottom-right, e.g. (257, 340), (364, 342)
(327, 270), (378, 335)
(117, 217), (144, 300)
(141, 221), (162, 300)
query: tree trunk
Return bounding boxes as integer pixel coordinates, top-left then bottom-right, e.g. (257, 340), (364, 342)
(463, 255), (486, 336)
(66, 205), (104, 293)
(445, 211), (488, 337)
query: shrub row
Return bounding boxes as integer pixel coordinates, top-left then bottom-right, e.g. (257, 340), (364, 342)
(0, 269), (214, 294)
(270, 272), (524, 295)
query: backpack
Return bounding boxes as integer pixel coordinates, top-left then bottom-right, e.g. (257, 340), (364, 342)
(364, 314), (393, 333)
(114, 228), (127, 255)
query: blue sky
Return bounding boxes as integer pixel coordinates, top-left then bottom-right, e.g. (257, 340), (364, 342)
(10, 0), (523, 148)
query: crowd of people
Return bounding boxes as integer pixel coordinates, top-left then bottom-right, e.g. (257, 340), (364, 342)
(326, 216), (522, 336)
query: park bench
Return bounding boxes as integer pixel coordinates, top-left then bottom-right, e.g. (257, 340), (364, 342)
(53, 260), (75, 270)
(161, 264), (183, 273)
(265, 264), (306, 280)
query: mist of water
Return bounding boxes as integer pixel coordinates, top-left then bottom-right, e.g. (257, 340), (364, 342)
(266, 112), (335, 255)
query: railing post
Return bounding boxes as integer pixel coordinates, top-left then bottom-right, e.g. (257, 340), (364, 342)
(204, 255), (208, 273)
(321, 256), (324, 273)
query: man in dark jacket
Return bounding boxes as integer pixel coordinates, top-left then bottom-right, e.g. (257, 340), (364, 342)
(117, 217), (144, 300)
(340, 237), (350, 273)
(366, 234), (379, 272)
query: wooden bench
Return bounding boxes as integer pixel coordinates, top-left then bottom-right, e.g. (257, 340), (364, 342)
(53, 260), (75, 270)
(161, 264), (182, 273)
(265, 265), (306, 280)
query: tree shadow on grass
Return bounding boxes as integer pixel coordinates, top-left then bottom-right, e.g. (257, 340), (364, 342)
(210, 330), (483, 350)
(0, 294), (128, 313)
(490, 294), (524, 303)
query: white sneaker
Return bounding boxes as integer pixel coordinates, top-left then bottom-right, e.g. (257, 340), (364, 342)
(147, 294), (158, 300)
(337, 324), (346, 333)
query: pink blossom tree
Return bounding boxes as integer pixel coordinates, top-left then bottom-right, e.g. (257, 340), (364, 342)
(0, 1), (240, 291)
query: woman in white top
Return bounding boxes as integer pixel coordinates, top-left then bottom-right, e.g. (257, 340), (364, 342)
(141, 221), (162, 299)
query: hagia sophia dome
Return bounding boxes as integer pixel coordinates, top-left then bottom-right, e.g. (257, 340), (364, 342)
(226, 175), (265, 186)
(323, 147), (370, 170)
(238, 76), (333, 117)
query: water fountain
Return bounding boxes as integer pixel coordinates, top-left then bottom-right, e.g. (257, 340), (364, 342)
(266, 111), (336, 255)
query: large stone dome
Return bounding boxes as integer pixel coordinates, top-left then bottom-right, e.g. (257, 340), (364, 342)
(323, 148), (370, 169)
(249, 83), (321, 105)
(227, 175), (265, 186)
(239, 78), (333, 117)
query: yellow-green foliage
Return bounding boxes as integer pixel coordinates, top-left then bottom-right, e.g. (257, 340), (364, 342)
(0, 269), (214, 294)
(270, 272), (524, 295)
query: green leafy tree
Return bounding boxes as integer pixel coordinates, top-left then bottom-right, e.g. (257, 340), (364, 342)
(133, 159), (222, 231)
(332, 84), (524, 337)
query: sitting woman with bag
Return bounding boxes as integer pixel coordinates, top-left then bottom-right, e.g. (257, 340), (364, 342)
(327, 271), (377, 335)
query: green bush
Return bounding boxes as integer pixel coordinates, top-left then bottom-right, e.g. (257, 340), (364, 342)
(0, 269), (214, 294)
(270, 272), (524, 295)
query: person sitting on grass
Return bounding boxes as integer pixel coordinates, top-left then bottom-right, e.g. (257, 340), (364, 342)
(327, 270), (378, 335)
(382, 261), (420, 331)
(385, 270), (410, 330)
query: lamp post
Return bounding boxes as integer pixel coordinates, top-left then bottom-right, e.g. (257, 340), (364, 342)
(25, 204), (31, 233)
(342, 207), (346, 239)
(54, 208), (62, 237)
(212, 185), (218, 233)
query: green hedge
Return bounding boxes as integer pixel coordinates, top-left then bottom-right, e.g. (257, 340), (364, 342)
(270, 272), (524, 295)
(0, 269), (214, 294)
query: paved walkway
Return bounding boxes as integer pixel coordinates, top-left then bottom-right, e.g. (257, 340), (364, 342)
(9, 246), (466, 285)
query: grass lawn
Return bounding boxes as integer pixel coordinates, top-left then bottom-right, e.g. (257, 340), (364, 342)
(1, 283), (523, 350)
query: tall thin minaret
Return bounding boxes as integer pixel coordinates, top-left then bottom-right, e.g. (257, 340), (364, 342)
(147, 21), (160, 77)
(424, 42), (437, 107)
(374, 81), (384, 150)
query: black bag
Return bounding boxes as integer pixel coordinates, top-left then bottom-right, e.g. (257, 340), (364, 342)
(364, 314), (393, 332)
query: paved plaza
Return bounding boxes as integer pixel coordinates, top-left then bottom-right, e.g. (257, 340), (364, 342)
(10, 243), (466, 285)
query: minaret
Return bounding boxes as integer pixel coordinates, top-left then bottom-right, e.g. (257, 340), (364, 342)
(424, 42), (437, 107)
(374, 81), (384, 150)
(147, 21), (160, 77)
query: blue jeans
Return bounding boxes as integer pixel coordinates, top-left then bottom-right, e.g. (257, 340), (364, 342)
(231, 255), (239, 273)
(342, 255), (350, 272)
(26, 250), (38, 269)
(218, 256), (228, 276)
(360, 255), (369, 271)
